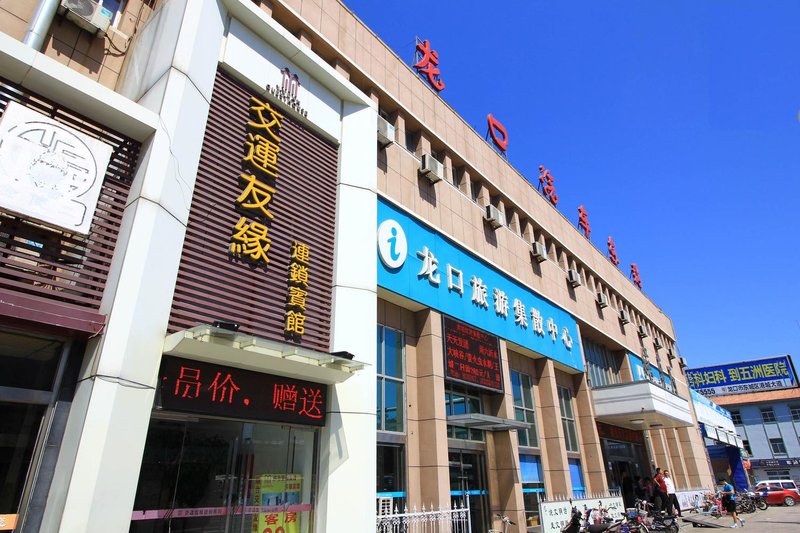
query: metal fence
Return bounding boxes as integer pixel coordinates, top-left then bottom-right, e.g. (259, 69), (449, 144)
(376, 499), (471, 533)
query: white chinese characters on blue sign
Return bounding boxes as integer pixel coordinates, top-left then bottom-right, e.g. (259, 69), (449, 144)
(377, 199), (583, 371)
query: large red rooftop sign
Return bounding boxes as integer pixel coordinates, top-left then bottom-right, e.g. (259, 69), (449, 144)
(414, 39), (445, 92)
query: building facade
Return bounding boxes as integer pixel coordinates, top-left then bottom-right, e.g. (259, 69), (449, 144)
(0, 1), (712, 532)
(688, 356), (800, 486)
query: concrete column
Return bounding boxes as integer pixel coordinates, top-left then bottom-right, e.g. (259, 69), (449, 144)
(41, 2), (226, 531)
(573, 372), (608, 494)
(485, 340), (526, 528)
(457, 168), (471, 196)
(316, 94), (378, 533)
(648, 429), (672, 474)
(255, 0), (274, 16)
(665, 428), (689, 489)
(333, 58), (351, 80)
(442, 152), (454, 184)
(618, 351), (634, 381)
(416, 131), (432, 158)
(677, 426), (714, 488)
(536, 358), (570, 498)
(406, 308), (450, 508)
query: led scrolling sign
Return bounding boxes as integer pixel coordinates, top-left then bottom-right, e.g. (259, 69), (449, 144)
(159, 356), (327, 426)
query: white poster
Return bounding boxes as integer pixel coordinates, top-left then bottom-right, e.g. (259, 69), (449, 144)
(540, 496), (624, 533)
(0, 101), (113, 235)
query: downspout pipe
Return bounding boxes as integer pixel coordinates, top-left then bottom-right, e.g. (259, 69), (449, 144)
(23, 0), (60, 51)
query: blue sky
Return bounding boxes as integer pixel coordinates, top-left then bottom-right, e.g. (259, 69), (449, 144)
(345, 1), (800, 368)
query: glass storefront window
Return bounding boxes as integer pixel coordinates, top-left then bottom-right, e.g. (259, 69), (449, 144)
(377, 325), (405, 432)
(0, 331), (63, 390)
(520, 454), (544, 527)
(558, 386), (579, 452)
(377, 444), (405, 510)
(0, 403), (46, 517)
(569, 458), (585, 499)
(511, 371), (538, 448)
(582, 338), (620, 388)
(446, 385), (484, 442)
(131, 417), (317, 533)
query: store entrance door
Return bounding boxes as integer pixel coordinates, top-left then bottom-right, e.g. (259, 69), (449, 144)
(130, 416), (316, 533)
(449, 450), (488, 533)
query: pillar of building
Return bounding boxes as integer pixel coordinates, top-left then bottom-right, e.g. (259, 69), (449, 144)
(406, 308), (450, 508)
(254, 0), (273, 16)
(334, 58), (351, 80)
(536, 358), (570, 497)
(677, 426), (713, 488)
(647, 429), (672, 474)
(485, 340), (526, 528)
(296, 28), (313, 48)
(664, 428), (689, 489)
(573, 372), (609, 494)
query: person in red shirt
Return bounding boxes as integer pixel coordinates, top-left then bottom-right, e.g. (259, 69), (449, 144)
(653, 467), (667, 512)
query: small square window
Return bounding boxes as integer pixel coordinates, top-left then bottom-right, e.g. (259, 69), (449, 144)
(760, 407), (777, 423)
(731, 410), (742, 425)
(769, 438), (787, 456)
(790, 405), (800, 422)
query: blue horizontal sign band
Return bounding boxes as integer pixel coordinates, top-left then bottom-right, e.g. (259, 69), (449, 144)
(377, 199), (583, 372)
(377, 491), (407, 498)
(687, 356), (796, 391)
(450, 490), (487, 496)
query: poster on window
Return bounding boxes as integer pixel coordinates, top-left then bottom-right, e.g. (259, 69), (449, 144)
(252, 474), (302, 533)
(0, 101), (112, 235)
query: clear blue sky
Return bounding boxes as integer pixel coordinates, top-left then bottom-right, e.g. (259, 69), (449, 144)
(344, 0), (800, 368)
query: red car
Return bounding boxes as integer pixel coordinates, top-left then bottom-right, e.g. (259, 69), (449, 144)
(757, 485), (799, 506)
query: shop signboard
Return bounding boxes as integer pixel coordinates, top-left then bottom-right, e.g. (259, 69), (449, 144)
(628, 353), (673, 392)
(0, 101), (113, 235)
(443, 316), (502, 392)
(687, 356), (797, 397)
(377, 198), (583, 372)
(158, 356), (327, 426)
(749, 458), (800, 468)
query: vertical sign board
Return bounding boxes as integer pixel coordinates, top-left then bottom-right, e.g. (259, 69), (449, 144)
(168, 70), (337, 352)
(443, 316), (503, 392)
(159, 356), (327, 426)
(686, 356), (797, 397)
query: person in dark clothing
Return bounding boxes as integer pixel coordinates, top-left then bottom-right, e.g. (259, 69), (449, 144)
(634, 476), (645, 502)
(622, 470), (635, 509)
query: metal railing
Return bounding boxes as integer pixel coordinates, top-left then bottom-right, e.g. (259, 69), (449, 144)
(376, 499), (471, 533)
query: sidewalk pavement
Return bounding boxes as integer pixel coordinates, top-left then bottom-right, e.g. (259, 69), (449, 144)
(680, 504), (800, 532)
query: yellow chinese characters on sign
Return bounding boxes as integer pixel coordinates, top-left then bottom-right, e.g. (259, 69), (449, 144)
(285, 241), (310, 339)
(229, 98), (284, 268)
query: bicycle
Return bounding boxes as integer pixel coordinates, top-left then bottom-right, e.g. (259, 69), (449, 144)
(489, 513), (516, 533)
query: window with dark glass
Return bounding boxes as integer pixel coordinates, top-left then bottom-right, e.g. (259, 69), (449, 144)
(760, 407), (776, 423)
(377, 325), (405, 433)
(769, 438), (787, 456)
(742, 440), (752, 456)
(558, 386), (579, 452)
(582, 339), (620, 388)
(731, 409), (742, 425)
(377, 444), (405, 500)
(445, 385), (484, 441)
(790, 405), (800, 422)
(511, 371), (538, 448)
(520, 454), (545, 527)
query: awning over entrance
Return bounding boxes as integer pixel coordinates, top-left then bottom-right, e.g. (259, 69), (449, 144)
(163, 325), (366, 385)
(702, 424), (743, 448)
(591, 381), (694, 430)
(446, 413), (529, 431)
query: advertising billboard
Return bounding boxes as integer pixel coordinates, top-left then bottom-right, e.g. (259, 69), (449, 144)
(687, 356), (797, 397)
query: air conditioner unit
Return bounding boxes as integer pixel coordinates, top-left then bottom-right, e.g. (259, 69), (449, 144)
(59, 0), (113, 36)
(667, 349), (675, 360)
(567, 269), (581, 287)
(637, 325), (648, 338)
(654, 338), (663, 349)
(530, 241), (547, 262)
(619, 309), (631, 324)
(596, 292), (609, 308)
(377, 116), (395, 146)
(484, 204), (505, 229)
(679, 357), (687, 368)
(420, 154), (444, 183)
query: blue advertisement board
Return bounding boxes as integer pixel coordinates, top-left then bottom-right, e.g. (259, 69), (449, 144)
(377, 199), (583, 372)
(686, 356), (797, 397)
(628, 353), (673, 392)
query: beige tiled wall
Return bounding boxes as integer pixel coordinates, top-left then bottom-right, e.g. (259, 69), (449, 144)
(0, 0), (158, 90)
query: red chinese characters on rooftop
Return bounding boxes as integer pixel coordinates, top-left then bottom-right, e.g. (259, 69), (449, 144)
(630, 263), (642, 289)
(607, 236), (620, 266)
(486, 114), (508, 153)
(538, 166), (558, 206)
(577, 205), (591, 239)
(414, 39), (445, 92)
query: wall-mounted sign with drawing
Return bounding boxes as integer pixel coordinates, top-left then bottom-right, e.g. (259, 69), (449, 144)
(0, 101), (112, 235)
